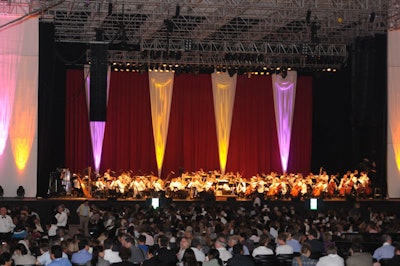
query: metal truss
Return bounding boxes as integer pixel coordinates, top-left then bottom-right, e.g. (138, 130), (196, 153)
(1, 0), (393, 69)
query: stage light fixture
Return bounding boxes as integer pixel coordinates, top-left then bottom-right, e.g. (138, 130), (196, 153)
(369, 12), (376, 23)
(17, 186), (25, 198)
(306, 10), (311, 23)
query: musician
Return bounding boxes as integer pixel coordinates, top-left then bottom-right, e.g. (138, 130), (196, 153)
(72, 175), (83, 197)
(236, 177), (247, 198)
(103, 169), (112, 181)
(61, 169), (72, 195)
(94, 177), (107, 197)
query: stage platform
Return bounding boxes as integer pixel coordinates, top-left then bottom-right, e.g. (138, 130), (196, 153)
(1, 196), (399, 224)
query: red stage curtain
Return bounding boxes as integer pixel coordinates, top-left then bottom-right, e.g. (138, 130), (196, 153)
(65, 70), (312, 178)
(65, 69), (93, 171)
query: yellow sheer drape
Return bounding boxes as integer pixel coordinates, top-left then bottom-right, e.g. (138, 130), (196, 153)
(211, 72), (237, 175)
(149, 71), (174, 178)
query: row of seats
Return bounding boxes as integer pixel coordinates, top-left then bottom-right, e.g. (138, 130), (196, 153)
(253, 253), (300, 266)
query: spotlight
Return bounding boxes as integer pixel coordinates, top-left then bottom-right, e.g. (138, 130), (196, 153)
(306, 10), (311, 23)
(17, 186), (25, 198)
(369, 12), (376, 23)
(228, 67), (236, 77)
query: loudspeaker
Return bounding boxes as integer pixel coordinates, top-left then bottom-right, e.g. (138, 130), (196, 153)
(90, 43), (108, 121)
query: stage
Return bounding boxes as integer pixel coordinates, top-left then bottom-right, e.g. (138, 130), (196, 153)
(1, 195), (399, 225)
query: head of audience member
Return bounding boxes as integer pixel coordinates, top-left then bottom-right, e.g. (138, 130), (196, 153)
(307, 229), (319, 240)
(258, 234), (270, 247)
(276, 233), (287, 245)
(147, 246), (158, 258)
(120, 234), (135, 248)
(179, 237), (191, 250)
(103, 238), (114, 250)
(349, 241), (363, 255)
(182, 248), (197, 266)
(118, 247), (131, 261)
(301, 243), (312, 257)
(0, 252), (12, 266)
(50, 245), (63, 260)
(382, 234), (392, 245)
(232, 243), (244, 255)
(207, 248), (222, 265)
(14, 243), (29, 256)
(214, 237), (227, 249)
(158, 235), (169, 248)
(78, 239), (90, 251)
(326, 244), (338, 255)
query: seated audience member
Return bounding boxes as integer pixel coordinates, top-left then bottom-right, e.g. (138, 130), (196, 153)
(345, 241), (373, 266)
(190, 237), (205, 263)
(226, 244), (254, 266)
(306, 229), (325, 255)
(275, 233), (293, 255)
(154, 235), (177, 266)
(103, 238), (122, 264)
(292, 243), (317, 266)
(86, 246), (109, 266)
(252, 234), (274, 257)
(142, 246), (158, 266)
(286, 230), (301, 254)
(388, 243), (400, 266)
(71, 239), (92, 264)
(12, 243), (36, 265)
(36, 242), (52, 265)
(214, 237), (232, 263)
(316, 245), (344, 266)
(48, 245), (72, 266)
(111, 247), (135, 266)
(228, 236), (250, 256)
(0, 252), (12, 266)
(203, 249), (223, 266)
(181, 248), (199, 266)
(120, 234), (145, 265)
(372, 234), (395, 262)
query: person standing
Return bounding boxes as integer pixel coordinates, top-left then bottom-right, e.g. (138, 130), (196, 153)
(76, 200), (91, 237)
(0, 207), (15, 242)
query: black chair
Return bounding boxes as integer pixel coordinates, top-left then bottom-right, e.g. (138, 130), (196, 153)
(276, 254), (294, 266)
(253, 255), (278, 266)
(379, 258), (392, 266)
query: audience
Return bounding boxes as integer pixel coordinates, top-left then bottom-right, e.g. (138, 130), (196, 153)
(2, 200), (400, 266)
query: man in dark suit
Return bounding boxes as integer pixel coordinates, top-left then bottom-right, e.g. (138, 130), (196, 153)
(227, 243), (254, 266)
(154, 235), (177, 266)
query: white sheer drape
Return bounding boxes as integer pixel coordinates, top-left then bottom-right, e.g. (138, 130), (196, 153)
(0, 16), (38, 197)
(387, 30), (400, 198)
(149, 71), (174, 178)
(272, 71), (297, 172)
(211, 72), (237, 175)
(84, 65), (111, 173)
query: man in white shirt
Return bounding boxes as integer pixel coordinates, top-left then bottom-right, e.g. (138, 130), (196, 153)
(0, 206), (15, 241)
(316, 245), (344, 266)
(191, 238), (206, 263)
(252, 234), (274, 257)
(103, 238), (122, 264)
(214, 237), (232, 263)
(275, 233), (294, 255)
(55, 205), (68, 229)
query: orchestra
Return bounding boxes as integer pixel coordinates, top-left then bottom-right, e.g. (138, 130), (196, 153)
(60, 168), (374, 200)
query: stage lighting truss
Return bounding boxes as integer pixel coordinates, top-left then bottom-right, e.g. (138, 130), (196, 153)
(1, 0), (396, 70)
